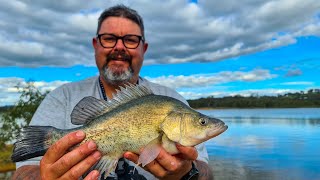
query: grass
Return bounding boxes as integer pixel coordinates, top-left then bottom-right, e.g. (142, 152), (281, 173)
(0, 144), (16, 173)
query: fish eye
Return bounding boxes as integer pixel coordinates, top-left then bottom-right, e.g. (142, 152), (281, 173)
(199, 118), (208, 126)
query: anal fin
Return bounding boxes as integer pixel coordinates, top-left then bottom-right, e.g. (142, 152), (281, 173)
(87, 155), (118, 179)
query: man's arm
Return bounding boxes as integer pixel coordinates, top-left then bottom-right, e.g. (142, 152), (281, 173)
(195, 160), (214, 180)
(13, 165), (40, 180)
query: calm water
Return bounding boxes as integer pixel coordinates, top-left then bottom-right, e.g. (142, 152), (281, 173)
(200, 108), (320, 180)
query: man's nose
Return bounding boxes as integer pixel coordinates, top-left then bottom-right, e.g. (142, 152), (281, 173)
(114, 39), (126, 50)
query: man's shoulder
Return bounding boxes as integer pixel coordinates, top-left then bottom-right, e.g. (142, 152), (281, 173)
(140, 77), (177, 95)
(51, 76), (97, 93)
(45, 76), (99, 103)
(59, 76), (97, 89)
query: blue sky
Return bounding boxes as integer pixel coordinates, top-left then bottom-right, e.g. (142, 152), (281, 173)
(0, 0), (319, 106)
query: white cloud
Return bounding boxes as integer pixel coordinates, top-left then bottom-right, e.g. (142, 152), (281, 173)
(0, 77), (68, 106)
(208, 135), (274, 149)
(0, 73), (317, 106)
(285, 69), (303, 77)
(68, 12), (99, 33)
(0, 0), (318, 67)
(280, 81), (314, 86)
(0, 35), (45, 58)
(180, 88), (303, 100)
(145, 69), (277, 89)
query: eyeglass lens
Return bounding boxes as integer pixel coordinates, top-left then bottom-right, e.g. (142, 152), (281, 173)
(99, 34), (141, 49)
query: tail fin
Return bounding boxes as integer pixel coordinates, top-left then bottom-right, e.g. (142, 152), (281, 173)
(11, 126), (61, 162)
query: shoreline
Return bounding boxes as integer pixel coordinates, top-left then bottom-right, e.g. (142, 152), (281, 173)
(194, 107), (320, 110)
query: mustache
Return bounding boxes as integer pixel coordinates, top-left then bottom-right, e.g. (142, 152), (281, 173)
(107, 51), (131, 62)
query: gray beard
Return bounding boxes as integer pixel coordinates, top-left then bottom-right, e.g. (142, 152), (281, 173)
(102, 66), (133, 85)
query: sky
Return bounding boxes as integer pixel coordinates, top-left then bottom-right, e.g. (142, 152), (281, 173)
(0, 0), (320, 106)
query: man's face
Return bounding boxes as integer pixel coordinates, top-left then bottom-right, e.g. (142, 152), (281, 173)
(93, 17), (148, 85)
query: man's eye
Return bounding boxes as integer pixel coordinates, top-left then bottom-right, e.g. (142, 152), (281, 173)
(103, 37), (116, 42)
(127, 39), (136, 42)
(125, 37), (139, 43)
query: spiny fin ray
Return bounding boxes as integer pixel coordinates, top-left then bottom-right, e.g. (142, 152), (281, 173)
(84, 156), (118, 179)
(71, 83), (153, 125)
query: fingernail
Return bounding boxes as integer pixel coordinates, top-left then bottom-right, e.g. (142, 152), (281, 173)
(88, 141), (97, 150)
(76, 131), (85, 138)
(91, 170), (99, 180)
(123, 153), (130, 159)
(92, 151), (101, 160)
(171, 161), (175, 166)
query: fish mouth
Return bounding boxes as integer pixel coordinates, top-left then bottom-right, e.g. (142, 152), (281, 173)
(207, 122), (228, 138)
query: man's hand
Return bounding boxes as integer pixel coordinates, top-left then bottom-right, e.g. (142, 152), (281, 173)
(124, 144), (198, 180)
(13, 131), (102, 180)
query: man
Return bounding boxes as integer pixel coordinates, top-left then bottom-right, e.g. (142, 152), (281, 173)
(13, 5), (213, 180)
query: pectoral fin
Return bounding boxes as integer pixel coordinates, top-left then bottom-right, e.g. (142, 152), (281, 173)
(138, 137), (162, 167)
(162, 134), (179, 154)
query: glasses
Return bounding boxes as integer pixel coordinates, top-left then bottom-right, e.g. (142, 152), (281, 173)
(97, 33), (144, 49)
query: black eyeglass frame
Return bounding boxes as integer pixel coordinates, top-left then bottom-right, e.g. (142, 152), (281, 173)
(96, 33), (145, 49)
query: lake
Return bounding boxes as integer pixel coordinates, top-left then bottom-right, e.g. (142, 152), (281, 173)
(200, 108), (320, 180)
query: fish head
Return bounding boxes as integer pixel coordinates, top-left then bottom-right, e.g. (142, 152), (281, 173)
(161, 109), (228, 147)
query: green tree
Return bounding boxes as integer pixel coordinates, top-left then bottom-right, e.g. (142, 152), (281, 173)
(0, 82), (49, 148)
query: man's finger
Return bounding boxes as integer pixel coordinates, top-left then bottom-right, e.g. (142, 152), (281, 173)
(124, 151), (168, 178)
(42, 130), (86, 164)
(51, 141), (98, 177)
(83, 170), (100, 180)
(176, 144), (198, 160)
(60, 151), (101, 179)
(154, 148), (182, 172)
(123, 152), (139, 164)
(124, 150), (177, 172)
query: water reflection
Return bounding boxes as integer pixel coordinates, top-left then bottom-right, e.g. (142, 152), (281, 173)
(209, 157), (320, 180)
(199, 108), (320, 126)
(221, 117), (320, 126)
(202, 108), (320, 180)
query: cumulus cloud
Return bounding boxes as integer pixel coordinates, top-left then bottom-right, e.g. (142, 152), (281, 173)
(0, 77), (68, 106)
(0, 0), (318, 67)
(280, 81), (314, 86)
(285, 69), (303, 77)
(179, 88), (302, 100)
(145, 69), (277, 89)
(0, 71), (315, 105)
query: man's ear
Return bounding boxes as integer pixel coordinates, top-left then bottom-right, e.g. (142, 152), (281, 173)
(143, 42), (148, 53)
(92, 37), (98, 49)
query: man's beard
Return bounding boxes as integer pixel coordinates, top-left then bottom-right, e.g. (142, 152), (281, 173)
(102, 65), (133, 85)
(101, 51), (134, 86)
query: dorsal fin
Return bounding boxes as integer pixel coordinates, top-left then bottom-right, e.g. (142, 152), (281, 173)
(71, 83), (153, 125)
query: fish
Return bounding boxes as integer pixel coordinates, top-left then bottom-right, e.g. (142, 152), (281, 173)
(11, 83), (228, 178)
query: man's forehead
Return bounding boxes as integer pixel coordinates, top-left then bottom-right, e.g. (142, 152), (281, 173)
(99, 17), (142, 34)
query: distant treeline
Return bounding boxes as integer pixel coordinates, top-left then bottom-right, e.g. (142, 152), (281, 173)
(0, 106), (13, 113)
(1, 89), (320, 111)
(187, 89), (320, 109)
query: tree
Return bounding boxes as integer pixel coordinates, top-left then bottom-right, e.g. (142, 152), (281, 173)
(0, 82), (49, 148)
